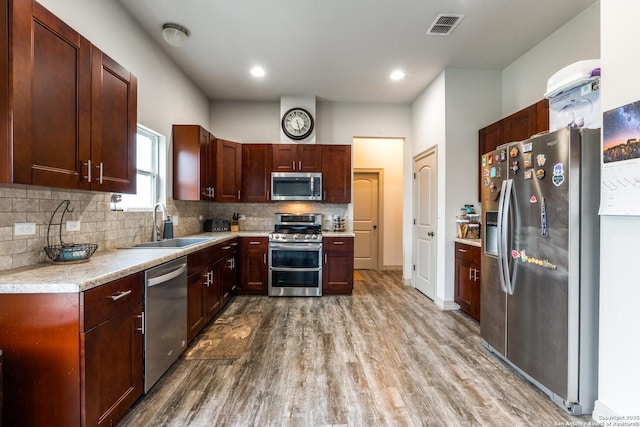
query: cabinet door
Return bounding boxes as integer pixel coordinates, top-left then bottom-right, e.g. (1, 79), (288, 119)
(323, 237), (354, 294)
(215, 139), (242, 202)
(187, 272), (207, 342)
(205, 259), (223, 320)
(297, 144), (321, 172)
(242, 144), (273, 202)
(81, 273), (143, 426)
(11, 2), (92, 189)
(91, 46), (137, 194)
(239, 237), (268, 295)
(478, 121), (503, 201)
(321, 145), (352, 203)
(454, 243), (480, 321)
(272, 144), (297, 172)
(173, 125), (213, 201)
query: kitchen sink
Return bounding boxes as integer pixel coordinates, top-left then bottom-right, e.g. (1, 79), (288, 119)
(128, 238), (212, 249)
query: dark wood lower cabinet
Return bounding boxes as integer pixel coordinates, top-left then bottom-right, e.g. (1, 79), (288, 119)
(238, 237), (268, 295)
(0, 273), (143, 426)
(323, 236), (354, 294)
(454, 242), (481, 321)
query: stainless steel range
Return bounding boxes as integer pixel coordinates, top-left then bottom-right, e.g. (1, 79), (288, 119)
(268, 213), (323, 296)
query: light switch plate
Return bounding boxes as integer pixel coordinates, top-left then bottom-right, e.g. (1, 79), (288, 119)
(66, 220), (81, 232)
(15, 223), (36, 236)
(173, 215), (179, 225)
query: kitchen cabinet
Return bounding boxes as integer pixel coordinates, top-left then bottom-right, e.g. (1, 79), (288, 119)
(239, 237), (269, 295)
(81, 273), (144, 426)
(2, 1), (136, 193)
(478, 99), (548, 201)
(187, 244), (221, 341)
(321, 145), (352, 203)
(0, 272), (143, 426)
(273, 144), (321, 172)
(322, 236), (354, 294)
(454, 242), (481, 321)
(216, 139), (242, 202)
(173, 125), (214, 201)
(173, 126), (242, 202)
(220, 239), (239, 304)
(242, 144), (273, 202)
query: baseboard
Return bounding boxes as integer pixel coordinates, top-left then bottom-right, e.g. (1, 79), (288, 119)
(592, 400), (621, 425)
(435, 297), (460, 311)
(403, 278), (412, 287)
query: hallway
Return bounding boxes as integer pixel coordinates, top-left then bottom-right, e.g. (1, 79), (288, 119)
(121, 270), (588, 426)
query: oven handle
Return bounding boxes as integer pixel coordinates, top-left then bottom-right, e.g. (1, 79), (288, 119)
(269, 266), (322, 272)
(268, 242), (323, 250)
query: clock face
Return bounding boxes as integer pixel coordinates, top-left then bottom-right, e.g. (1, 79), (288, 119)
(282, 108), (314, 140)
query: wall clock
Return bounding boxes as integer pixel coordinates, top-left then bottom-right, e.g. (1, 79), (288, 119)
(281, 107), (314, 140)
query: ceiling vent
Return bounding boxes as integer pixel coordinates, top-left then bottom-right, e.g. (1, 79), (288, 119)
(426, 14), (464, 36)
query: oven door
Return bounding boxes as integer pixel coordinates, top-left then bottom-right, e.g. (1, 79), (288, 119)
(268, 242), (322, 296)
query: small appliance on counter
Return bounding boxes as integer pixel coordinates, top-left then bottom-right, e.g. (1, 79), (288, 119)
(203, 219), (230, 232)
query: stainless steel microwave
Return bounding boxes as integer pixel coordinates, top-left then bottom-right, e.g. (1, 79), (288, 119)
(271, 172), (322, 201)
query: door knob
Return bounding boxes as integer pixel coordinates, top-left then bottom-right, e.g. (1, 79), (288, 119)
(428, 231), (435, 237)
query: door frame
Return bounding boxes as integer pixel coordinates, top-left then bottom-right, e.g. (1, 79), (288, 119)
(353, 168), (384, 271)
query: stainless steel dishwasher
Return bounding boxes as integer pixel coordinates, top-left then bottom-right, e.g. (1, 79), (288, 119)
(144, 256), (188, 392)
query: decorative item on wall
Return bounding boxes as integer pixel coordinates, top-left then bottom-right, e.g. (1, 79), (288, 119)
(280, 96), (316, 143)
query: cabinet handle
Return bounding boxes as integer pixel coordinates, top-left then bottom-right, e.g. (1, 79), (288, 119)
(298, 160), (302, 170)
(458, 248), (468, 253)
(136, 312), (144, 334)
(323, 191), (326, 201)
(96, 162), (103, 184)
(324, 253), (328, 264)
(230, 242), (238, 247)
(83, 159), (92, 182)
(292, 161), (296, 170)
(222, 245), (231, 250)
(237, 190), (241, 200)
(333, 241), (344, 245)
(110, 289), (132, 301)
(212, 187), (215, 198)
(263, 253), (267, 264)
(250, 241), (261, 245)
(469, 268), (473, 281)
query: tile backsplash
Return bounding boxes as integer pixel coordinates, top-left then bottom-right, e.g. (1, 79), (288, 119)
(0, 184), (349, 272)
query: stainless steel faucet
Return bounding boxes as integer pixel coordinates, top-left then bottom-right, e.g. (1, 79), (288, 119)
(152, 202), (169, 241)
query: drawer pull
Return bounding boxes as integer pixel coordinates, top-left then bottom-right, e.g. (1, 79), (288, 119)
(333, 241), (345, 245)
(250, 241), (261, 245)
(457, 248), (468, 253)
(110, 289), (132, 301)
(222, 245), (231, 250)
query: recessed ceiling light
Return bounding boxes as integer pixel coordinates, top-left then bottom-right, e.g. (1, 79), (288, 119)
(390, 70), (405, 80)
(251, 67), (265, 77)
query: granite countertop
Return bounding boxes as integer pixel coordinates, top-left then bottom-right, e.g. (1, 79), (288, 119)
(454, 237), (482, 247)
(322, 231), (355, 237)
(0, 231), (271, 294)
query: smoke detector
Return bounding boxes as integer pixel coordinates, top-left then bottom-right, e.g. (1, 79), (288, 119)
(426, 14), (465, 36)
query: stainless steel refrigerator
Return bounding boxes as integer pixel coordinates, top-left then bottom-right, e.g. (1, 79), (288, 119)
(480, 127), (600, 415)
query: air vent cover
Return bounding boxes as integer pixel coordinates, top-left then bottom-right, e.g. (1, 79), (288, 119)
(426, 14), (464, 36)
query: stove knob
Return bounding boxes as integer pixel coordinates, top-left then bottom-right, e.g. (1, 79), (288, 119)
(304, 234), (311, 240)
(293, 233), (299, 240)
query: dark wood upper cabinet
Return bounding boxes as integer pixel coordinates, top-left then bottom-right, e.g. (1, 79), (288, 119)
(90, 47), (137, 194)
(478, 99), (549, 201)
(273, 144), (321, 172)
(1, 1), (136, 193)
(242, 144), (273, 202)
(321, 144), (352, 203)
(215, 139), (242, 202)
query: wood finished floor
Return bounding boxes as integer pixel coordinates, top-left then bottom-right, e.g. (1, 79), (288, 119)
(120, 270), (592, 427)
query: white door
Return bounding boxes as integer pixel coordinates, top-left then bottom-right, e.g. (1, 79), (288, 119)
(412, 148), (437, 299)
(353, 172), (379, 269)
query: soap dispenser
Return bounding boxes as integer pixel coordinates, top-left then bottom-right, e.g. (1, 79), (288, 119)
(163, 215), (174, 239)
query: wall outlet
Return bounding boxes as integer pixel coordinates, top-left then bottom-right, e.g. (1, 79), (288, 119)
(66, 220), (81, 232)
(173, 215), (179, 225)
(15, 222), (36, 236)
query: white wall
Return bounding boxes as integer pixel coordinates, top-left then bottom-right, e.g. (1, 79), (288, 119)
(37, 0), (210, 144)
(501, 1), (601, 116)
(211, 100), (412, 146)
(410, 70), (502, 306)
(593, 0), (640, 420)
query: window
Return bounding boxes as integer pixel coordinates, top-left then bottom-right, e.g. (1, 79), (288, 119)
(119, 125), (163, 210)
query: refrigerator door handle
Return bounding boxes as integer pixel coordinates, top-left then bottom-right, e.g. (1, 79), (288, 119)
(497, 179), (514, 295)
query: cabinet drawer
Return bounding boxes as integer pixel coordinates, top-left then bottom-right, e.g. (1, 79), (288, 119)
(455, 242), (480, 263)
(188, 245), (220, 275)
(81, 272), (142, 332)
(240, 237), (268, 250)
(324, 237), (354, 252)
